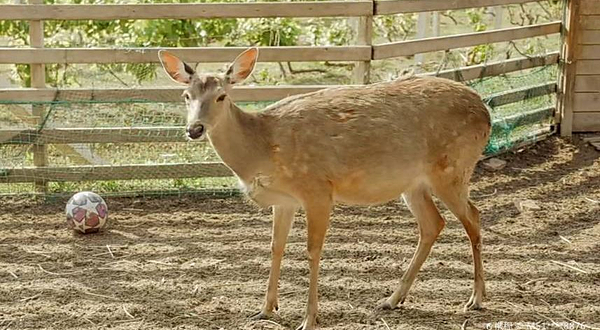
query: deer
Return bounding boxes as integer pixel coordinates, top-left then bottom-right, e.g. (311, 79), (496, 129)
(158, 47), (491, 330)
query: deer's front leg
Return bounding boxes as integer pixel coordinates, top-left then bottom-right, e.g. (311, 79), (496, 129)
(251, 205), (297, 320)
(297, 198), (332, 330)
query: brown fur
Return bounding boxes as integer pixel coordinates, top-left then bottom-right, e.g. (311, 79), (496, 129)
(159, 48), (491, 330)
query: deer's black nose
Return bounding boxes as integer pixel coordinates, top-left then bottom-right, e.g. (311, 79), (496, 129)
(186, 124), (204, 140)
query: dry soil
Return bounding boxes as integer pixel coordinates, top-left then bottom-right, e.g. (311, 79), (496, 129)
(1, 137), (599, 330)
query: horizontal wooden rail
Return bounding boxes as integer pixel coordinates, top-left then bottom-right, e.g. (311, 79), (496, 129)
(484, 82), (557, 108)
(580, 16), (600, 30)
(573, 112), (600, 132)
(0, 0), (557, 20)
(428, 52), (559, 81)
(0, 0), (551, 21)
(0, 23), (559, 65)
(0, 1), (372, 20)
(0, 85), (332, 103)
(0, 46), (371, 64)
(574, 76), (600, 92)
(373, 22), (561, 59)
(573, 92), (600, 111)
(577, 46), (600, 60)
(375, 0), (543, 15)
(581, 0), (600, 15)
(576, 60), (600, 74)
(580, 30), (600, 45)
(0, 162), (231, 183)
(493, 106), (555, 128)
(0, 53), (559, 105)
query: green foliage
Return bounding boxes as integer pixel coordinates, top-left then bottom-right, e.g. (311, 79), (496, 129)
(464, 8), (491, 65)
(305, 18), (352, 46)
(467, 44), (494, 65)
(466, 8), (488, 32)
(374, 14), (416, 42)
(325, 20), (353, 46)
(0, 20), (28, 44)
(236, 18), (300, 46)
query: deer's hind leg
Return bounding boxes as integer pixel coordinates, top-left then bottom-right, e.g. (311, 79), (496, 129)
(379, 185), (446, 310)
(430, 170), (485, 311)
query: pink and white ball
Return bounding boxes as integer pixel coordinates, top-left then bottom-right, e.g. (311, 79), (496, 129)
(65, 192), (108, 234)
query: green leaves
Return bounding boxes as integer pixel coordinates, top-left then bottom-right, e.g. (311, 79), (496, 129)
(237, 18), (300, 47)
(466, 8), (488, 32)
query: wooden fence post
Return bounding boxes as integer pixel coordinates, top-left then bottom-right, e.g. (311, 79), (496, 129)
(352, 0), (373, 85)
(30, 0), (48, 192)
(559, 0), (580, 137)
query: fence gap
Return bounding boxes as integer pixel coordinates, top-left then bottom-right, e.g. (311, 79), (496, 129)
(492, 6), (504, 29)
(432, 12), (440, 37)
(414, 12), (431, 70)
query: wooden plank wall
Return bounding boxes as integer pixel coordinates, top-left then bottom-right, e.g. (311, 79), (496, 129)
(573, 0), (600, 132)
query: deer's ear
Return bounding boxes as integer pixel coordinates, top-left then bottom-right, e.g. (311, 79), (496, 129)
(158, 50), (195, 85)
(225, 47), (259, 85)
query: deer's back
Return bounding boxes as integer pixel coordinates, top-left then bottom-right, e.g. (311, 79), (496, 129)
(259, 76), (490, 203)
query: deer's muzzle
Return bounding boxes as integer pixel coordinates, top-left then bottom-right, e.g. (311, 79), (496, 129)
(186, 124), (205, 140)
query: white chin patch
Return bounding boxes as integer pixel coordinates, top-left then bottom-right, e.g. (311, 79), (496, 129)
(237, 179), (250, 194)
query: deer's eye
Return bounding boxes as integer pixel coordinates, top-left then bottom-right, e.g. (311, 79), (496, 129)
(216, 94), (227, 102)
(183, 93), (191, 101)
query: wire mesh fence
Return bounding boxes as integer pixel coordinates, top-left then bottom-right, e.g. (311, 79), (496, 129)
(0, 62), (558, 196)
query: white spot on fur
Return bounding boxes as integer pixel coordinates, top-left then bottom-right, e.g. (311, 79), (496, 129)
(280, 166), (293, 177)
(301, 165), (309, 174)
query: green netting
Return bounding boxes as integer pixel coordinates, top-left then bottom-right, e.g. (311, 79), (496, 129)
(0, 62), (560, 196)
(0, 66), (559, 196)
(469, 65), (558, 155)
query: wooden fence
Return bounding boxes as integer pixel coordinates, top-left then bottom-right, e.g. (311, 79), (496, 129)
(560, 0), (600, 135)
(0, 0), (563, 192)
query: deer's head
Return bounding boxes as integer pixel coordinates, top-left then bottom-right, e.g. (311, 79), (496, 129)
(158, 48), (259, 140)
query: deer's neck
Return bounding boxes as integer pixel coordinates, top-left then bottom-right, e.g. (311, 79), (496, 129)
(207, 103), (272, 181)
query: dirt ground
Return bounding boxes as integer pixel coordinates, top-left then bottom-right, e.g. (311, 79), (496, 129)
(1, 136), (599, 330)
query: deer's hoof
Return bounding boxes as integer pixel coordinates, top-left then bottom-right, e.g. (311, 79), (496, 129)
(376, 299), (398, 311)
(463, 293), (483, 312)
(249, 310), (275, 321)
(295, 320), (314, 330)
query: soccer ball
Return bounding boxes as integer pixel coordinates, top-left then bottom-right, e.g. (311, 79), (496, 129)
(65, 191), (108, 234)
